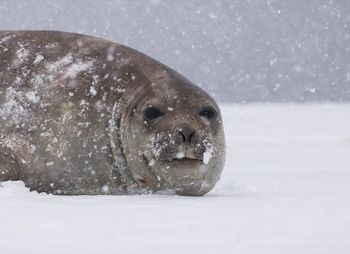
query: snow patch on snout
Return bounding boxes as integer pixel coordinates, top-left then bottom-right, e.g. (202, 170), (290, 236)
(149, 133), (173, 158)
(203, 139), (214, 165)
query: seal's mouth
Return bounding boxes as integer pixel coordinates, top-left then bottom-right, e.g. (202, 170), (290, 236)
(172, 157), (200, 161)
(162, 150), (203, 162)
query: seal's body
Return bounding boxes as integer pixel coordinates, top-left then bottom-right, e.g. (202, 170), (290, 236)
(0, 31), (225, 196)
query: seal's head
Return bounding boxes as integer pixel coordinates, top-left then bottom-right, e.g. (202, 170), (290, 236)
(119, 67), (225, 196)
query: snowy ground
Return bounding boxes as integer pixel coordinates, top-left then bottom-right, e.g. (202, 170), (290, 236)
(1, 103), (350, 254)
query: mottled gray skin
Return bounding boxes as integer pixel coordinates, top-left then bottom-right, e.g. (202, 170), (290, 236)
(0, 31), (225, 196)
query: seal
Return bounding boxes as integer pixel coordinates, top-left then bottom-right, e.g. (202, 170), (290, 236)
(0, 30), (225, 196)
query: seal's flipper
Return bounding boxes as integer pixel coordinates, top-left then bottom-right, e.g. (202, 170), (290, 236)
(0, 150), (20, 181)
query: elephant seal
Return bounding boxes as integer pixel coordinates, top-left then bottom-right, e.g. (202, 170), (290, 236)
(0, 30), (225, 196)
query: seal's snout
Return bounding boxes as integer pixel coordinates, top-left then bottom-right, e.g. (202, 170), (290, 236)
(175, 126), (198, 145)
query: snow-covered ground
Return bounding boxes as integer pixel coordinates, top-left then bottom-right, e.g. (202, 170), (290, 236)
(1, 104), (350, 254)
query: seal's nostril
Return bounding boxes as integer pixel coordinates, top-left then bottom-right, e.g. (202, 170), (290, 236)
(177, 128), (197, 144)
(188, 131), (195, 143)
(179, 131), (186, 143)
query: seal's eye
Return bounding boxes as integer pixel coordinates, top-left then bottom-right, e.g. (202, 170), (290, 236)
(199, 107), (217, 121)
(143, 106), (165, 121)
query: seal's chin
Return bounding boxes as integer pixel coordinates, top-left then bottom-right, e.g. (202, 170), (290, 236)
(136, 146), (214, 195)
(149, 153), (212, 196)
